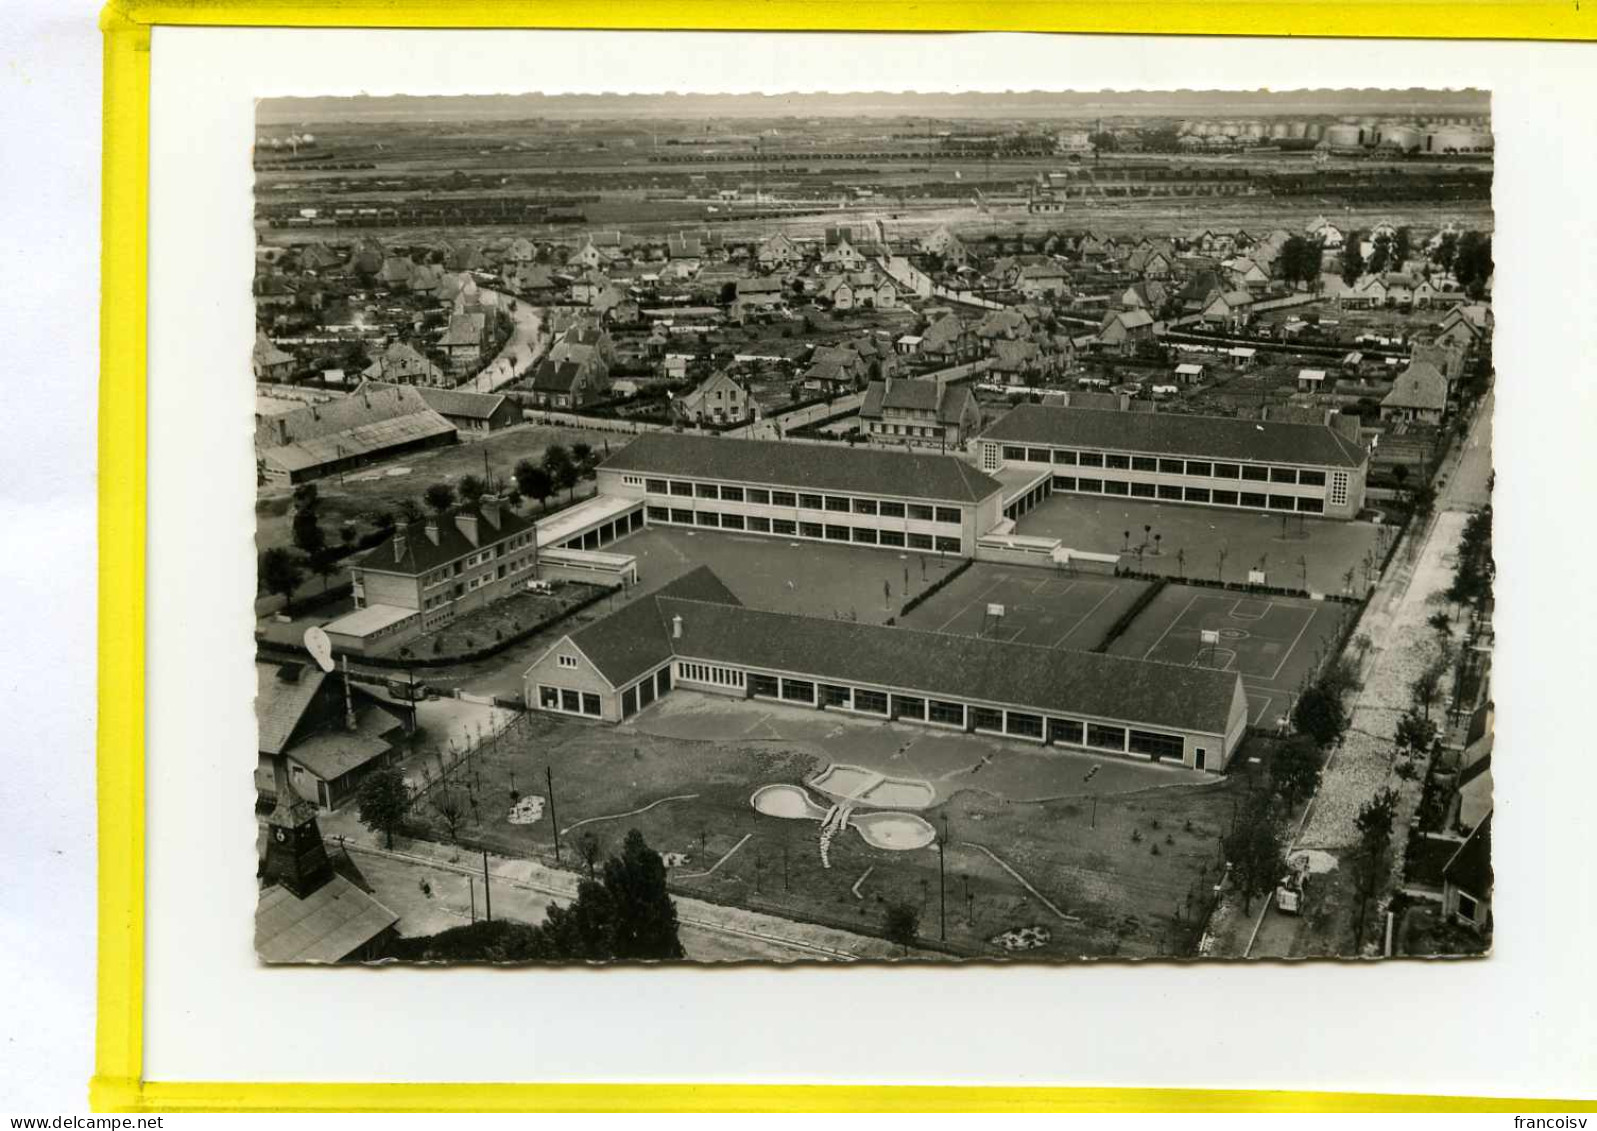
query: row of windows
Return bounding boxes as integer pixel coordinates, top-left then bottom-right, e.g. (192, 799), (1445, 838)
(641, 478), (961, 524)
(538, 686), (603, 717)
(999, 445), (1329, 488)
(678, 662), (745, 688)
(645, 506), (961, 552)
(735, 674), (1190, 758)
(1050, 477), (1326, 514)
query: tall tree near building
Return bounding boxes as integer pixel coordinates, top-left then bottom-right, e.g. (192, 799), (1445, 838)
(423, 482), (456, 516)
(1271, 735), (1324, 810)
(884, 901), (921, 956)
(259, 546), (304, 607)
(513, 459), (554, 512)
(543, 444), (580, 502)
(1223, 792), (1288, 914)
(456, 473), (488, 507)
(1340, 232), (1365, 286)
(1292, 683), (1348, 748)
(291, 506), (327, 559)
(356, 764), (411, 850)
(1393, 227), (1412, 267)
(1351, 787), (1400, 949)
(571, 441), (596, 477)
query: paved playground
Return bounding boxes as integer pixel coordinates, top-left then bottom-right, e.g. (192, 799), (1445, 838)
(896, 561), (1149, 651)
(1107, 584), (1355, 729)
(613, 525), (962, 625)
(1014, 493), (1387, 597)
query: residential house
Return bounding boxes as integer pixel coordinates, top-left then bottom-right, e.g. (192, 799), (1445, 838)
(1173, 361), (1206, 385)
(362, 340), (445, 387)
(820, 238), (866, 273)
(1381, 360), (1448, 424)
(676, 370), (751, 426)
(255, 661), (407, 813)
(757, 232), (801, 269)
(877, 255), (934, 299)
(733, 275), (788, 319)
(439, 311), (488, 372)
(859, 376), (981, 449)
(566, 238), (607, 271)
(975, 309), (1030, 342)
(1228, 257), (1271, 292)
(1200, 289), (1255, 331)
(817, 275), (856, 310)
(1441, 812), (1492, 935)
(1096, 309), (1155, 352)
(920, 314), (971, 362)
(1306, 215), (1345, 249)
(571, 269), (612, 305)
(1016, 261), (1071, 299)
(530, 355), (612, 410)
(918, 226), (969, 267)
(253, 331), (296, 382)
(1119, 280), (1168, 313)
(990, 339), (1049, 386)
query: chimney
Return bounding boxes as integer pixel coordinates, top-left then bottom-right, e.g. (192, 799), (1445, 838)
(393, 529), (407, 563)
(480, 495), (501, 530)
(425, 521), (440, 546)
(455, 511), (480, 546)
(672, 614), (683, 640)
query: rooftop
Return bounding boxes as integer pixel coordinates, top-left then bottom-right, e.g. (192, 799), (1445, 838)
(982, 404), (1367, 468)
(255, 874), (398, 964)
(598, 432), (1004, 504)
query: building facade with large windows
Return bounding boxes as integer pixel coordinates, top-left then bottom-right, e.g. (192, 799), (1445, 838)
(595, 432), (1005, 556)
(977, 405), (1369, 520)
(523, 567), (1250, 773)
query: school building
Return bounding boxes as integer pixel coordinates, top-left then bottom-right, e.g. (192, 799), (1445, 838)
(523, 567), (1250, 773)
(977, 405), (1370, 522)
(595, 432), (1006, 556)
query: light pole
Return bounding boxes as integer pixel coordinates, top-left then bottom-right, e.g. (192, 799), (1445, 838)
(939, 813), (949, 941)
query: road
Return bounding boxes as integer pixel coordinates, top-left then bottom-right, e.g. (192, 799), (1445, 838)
(1243, 384), (1493, 958)
(461, 289), (545, 394)
(727, 391), (865, 440)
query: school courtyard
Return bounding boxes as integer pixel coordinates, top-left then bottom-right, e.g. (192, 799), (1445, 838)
(407, 693), (1264, 959)
(1012, 493), (1389, 597)
(895, 561), (1149, 650)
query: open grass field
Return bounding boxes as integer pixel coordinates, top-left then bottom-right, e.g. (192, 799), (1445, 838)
(255, 423), (602, 552)
(1014, 492), (1388, 597)
(1107, 584), (1354, 729)
(896, 561), (1148, 651)
(611, 525), (964, 625)
(409, 696), (1257, 958)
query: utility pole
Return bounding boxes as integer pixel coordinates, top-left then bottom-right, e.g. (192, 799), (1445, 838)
(482, 850), (492, 922)
(469, 875), (476, 922)
(939, 813), (948, 941)
(547, 765), (561, 864)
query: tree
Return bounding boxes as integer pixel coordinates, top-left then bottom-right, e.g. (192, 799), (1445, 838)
(1426, 611), (1453, 646)
(578, 833), (602, 879)
(1393, 226), (1412, 267)
(1223, 792), (1287, 914)
(1340, 233), (1365, 287)
(397, 497), (425, 523)
(1271, 735), (1324, 811)
(1409, 484), (1437, 519)
(1367, 232), (1393, 276)
(1391, 463), (1410, 499)
(1454, 231), (1494, 298)
(514, 458), (554, 511)
(423, 482), (456, 516)
(597, 828), (685, 960)
(1292, 684), (1348, 748)
(373, 509), (397, 534)
(571, 441), (596, 477)
(544, 444), (580, 502)
(1431, 230), (1459, 273)
(292, 482), (320, 512)
(312, 549), (341, 593)
(356, 764), (410, 849)
(1410, 651), (1452, 720)
(1394, 710), (1439, 757)
(291, 505), (327, 559)
(457, 473), (488, 507)
(428, 782), (471, 842)
(883, 901), (920, 955)
(1351, 786), (1400, 949)
(259, 546), (304, 606)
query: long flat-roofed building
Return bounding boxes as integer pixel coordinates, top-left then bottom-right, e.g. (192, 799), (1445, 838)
(595, 432), (1005, 556)
(524, 567), (1248, 772)
(977, 404), (1369, 521)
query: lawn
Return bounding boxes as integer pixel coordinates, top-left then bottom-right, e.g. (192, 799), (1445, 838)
(382, 582), (607, 662)
(1015, 492), (1387, 597)
(404, 699), (1261, 959)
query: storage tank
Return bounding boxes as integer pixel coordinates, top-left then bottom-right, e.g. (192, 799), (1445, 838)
(1269, 122), (1291, 140)
(1380, 124), (1423, 152)
(1304, 123), (1323, 141)
(1242, 122), (1266, 140)
(1323, 124), (1364, 148)
(1425, 126), (1483, 153)
(1287, 121), (1308, 139)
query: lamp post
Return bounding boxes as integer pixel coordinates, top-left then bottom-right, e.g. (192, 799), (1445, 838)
(939, 813), (949, 941)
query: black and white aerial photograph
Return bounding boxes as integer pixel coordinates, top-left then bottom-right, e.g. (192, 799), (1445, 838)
(251, 88), (1494, 965)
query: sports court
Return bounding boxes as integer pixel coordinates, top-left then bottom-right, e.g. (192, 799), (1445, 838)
(1013, 493), (1385, 597)
(612, 524), (963, 624)
(1107, 584), (1353, 728)
(896, 562), (1150, 650)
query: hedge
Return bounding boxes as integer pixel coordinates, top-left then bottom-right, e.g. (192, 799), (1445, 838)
(897, 557), (974, 619)
(1090, 577), (1168, 653)
(1111, 568), (1364, 607)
